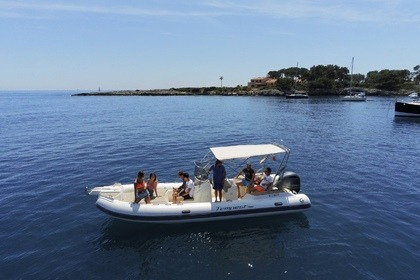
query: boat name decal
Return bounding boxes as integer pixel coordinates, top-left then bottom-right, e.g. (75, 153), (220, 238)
(216, 205), (248, 211)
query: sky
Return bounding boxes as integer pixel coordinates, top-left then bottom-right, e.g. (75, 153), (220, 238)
(0, 0), (419, 91)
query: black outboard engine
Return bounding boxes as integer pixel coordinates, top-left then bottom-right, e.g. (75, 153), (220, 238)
(277, 171), (300, 193)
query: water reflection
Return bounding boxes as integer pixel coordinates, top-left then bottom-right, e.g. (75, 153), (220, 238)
(96, 213), (310, 251)
(393, 117), (420, 125)
(95, 214), (310, 277)
(392, 117), (420, 151)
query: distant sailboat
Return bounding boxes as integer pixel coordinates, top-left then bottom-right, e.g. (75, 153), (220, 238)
(342, 57), (366, 102)
(286, 62), (308, 99)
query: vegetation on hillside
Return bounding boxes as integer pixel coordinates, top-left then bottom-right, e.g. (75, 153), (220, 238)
(268, 64), (420, 93)
(165, 64), (420, 96)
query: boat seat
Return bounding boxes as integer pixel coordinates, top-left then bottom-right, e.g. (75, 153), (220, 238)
(251, 182), (274, 196)
(164, 189), (174, 204)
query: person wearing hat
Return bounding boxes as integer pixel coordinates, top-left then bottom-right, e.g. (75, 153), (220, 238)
(235, 162), (255, 198)
(208, 159), (226, 202)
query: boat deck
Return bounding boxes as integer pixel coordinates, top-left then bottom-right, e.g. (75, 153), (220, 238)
(100, 181), (289, 206)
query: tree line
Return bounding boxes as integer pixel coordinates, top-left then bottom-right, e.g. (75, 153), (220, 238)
(267, 64), (420, 93)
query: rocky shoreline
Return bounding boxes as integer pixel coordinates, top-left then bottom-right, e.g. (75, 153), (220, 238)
(72, 88), (413, 97)
(73, 89), (285, 97)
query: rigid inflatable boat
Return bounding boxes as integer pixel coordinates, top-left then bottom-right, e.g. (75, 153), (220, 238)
(87, 143), (311, 224)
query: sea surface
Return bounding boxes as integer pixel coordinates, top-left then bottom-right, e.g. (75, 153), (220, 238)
(0, 91), (419, 279)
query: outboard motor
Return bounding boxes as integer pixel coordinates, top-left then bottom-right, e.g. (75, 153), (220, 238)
(277, 171), (301, 193)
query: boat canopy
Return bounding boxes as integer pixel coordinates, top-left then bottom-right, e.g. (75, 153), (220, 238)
(210, 144), (286, 161)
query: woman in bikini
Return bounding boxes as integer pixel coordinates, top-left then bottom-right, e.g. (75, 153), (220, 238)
(146, 172), (158, 198)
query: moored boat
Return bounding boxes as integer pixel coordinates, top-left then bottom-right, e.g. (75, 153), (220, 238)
(342, 57), (366, 102)
(87, 143), (311, 223)
(341, 92), (367, 102)
(408, 92), (418, 98)
(285, 93), (309, 99)
(395, 99), (420, 117)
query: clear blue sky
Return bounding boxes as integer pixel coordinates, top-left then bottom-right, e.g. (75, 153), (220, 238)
(1, 0), (419, 91)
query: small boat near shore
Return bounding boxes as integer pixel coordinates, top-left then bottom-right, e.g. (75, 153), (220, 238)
(341, 92), (367, 102)
(87, 143), (311, 224)
(342, 57), (367, 102)
(408, 92), (418, 98)
(285, 90), (308, 99)
(285, 93), (309, 99)
(395, 99), (420, 117)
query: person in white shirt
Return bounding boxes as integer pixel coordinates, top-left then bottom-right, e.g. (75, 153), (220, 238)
(247, 167), (273, 193)
(176, 173), (195, 203)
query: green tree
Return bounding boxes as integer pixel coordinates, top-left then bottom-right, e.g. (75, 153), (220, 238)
(352, 74), (365, 87)
(413, 65), (420, 84)
(303, 65), (348, 90)
(268, 67), (309, 80)
(276, 78), (294, 91)
(307, 77), (334, 90)
(365, 69), (410, 90)
(267, 64), (414, 93)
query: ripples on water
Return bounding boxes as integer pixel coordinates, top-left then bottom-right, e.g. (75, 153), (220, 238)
(0, 92), (419, 279)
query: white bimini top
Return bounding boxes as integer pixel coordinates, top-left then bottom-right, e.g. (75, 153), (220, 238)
(209, 144), (286, 161)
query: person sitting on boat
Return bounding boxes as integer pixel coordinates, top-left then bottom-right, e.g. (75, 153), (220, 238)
(172, 171), (186, 202)
(133, 171), (151, 204)
(175, 173), (195, 203)
(146, 172), (158, 198)
(235, 162), (255, 198)
(176, 171), (186, 191)
(247, 167), (273, 193)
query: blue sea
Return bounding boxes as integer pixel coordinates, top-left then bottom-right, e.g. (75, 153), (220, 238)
(1, 91), (419, 279)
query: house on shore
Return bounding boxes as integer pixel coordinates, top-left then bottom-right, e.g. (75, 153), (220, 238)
(248, 77), (277, 89)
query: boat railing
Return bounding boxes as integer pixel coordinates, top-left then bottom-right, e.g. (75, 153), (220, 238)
(272, 145), (290, 186)
(194, 160), (210, 180)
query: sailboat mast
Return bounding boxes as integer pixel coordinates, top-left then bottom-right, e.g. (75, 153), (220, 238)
(350, 57), (354, 89)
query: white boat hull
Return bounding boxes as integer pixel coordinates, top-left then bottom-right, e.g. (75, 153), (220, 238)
(341, 95), (366, 101)
(285, 94), (308, 99)
(90, 182), (311, 224)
